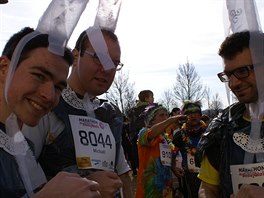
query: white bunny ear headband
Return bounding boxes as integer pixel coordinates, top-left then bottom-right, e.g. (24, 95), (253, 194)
(224, 0), (264, 163)
(86, 0), (122, 71)
(82, 0), (123, 116)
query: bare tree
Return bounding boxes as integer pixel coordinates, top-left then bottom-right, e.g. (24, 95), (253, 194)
(204, 86), (211, 109)
(106, 70), (136, 114)
(172, 60), (206, 103)
(158, 89), (178, 112)
(207, 93), (223, 118)
(210, 93), (223, 110)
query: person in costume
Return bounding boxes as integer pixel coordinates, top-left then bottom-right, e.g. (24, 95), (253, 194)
(0, 26), (100, 198)
(136, 103), (186, 198)
(0, 0), (103, 197)
(172, 101), (207, 198)
(197, 31), (264, 198)
(24, 0), (131, 197)
(33, 27), (132, 198)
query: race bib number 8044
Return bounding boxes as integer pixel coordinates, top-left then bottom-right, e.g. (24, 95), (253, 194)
(69, 115), (116, 171)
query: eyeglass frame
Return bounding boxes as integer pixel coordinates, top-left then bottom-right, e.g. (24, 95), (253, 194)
(217, 64), (254, 82)
(84, 50), (124, 71)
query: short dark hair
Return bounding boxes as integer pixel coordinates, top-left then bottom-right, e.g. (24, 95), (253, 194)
(170, 107), (180, 116)
(75, 28), (119, 56)
(218, 31), (264, 61)
(2, 27), (73, 67)
(181, 100), (202, 115)
(201, 114), (210, 122)
(138, 90), (153, 102)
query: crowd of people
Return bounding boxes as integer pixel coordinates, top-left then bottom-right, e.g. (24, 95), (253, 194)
(121, 31), (264, 198)
(1, 1), (264, 198)
(122, 97), (209, 197)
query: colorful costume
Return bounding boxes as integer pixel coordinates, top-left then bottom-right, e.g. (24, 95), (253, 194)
(173, 121), (207, 198)
(136, 128), (174, 198)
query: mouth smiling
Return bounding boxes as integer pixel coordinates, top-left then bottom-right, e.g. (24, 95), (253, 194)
(28, 99), (45, 111)
(95, 77), (107, 84)
(234, 86), (250, 96)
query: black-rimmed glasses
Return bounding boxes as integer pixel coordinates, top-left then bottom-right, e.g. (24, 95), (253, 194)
(217, 65), (254, 82)
(84, 50), (124, 71)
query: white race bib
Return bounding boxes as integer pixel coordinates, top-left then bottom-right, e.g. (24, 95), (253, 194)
(230, 162), (264, 194)
(69, 115), (116, 171)
(187, 153), (200, 173)
(159, 141), (171, 166)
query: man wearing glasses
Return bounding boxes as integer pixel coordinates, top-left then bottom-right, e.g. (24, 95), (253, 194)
(26, 28), (131, 198)
(197, 31), (264, 198)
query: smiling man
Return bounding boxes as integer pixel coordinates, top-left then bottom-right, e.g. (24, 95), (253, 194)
(197, 31), (264, 198)
(6, 49), (68, 127)
(34, 28), (132, 198)
(0, 27), (101, 198)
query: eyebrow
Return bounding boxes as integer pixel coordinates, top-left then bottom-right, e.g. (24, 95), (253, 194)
(33, 66), (67, 88)
(224, 65), (253, 73)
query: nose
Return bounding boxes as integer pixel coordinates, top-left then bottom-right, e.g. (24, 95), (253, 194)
(228, 74), (241, 88)
(98, 64), (115, 73)
(39, 82), (57, 106)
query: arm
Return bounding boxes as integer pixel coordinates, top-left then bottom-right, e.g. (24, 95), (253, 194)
(147, 115), (186, 141)
(33, 172), (100, 198)
(86, 171), (122, 198)
(231, 184), (264, 198)
(199, 181), (219, 198)
(119, 172), (132, 198)
(116, 146), (132, 198)
(198, 154), (220, 198)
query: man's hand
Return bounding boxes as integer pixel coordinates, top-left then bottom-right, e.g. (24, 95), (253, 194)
(199, 181), (219, 198)
(172, 167), (185, 178)
(33, 172), (100, 198)
(86, 171), (123, 198)
(230, 184), (264, 198)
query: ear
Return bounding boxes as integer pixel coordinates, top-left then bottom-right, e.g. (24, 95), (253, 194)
(72, 48), (80, 68)
(0, 56), (10, 83)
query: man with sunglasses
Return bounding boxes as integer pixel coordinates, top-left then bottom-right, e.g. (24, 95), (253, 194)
(197, 31), (264, 198)
(25, 28), (132, 198)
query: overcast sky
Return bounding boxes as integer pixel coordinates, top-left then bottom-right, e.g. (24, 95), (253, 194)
(0, 0), (263, 109)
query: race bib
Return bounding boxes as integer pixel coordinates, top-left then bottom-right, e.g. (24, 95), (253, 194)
(159, 141), (171, 166)
(187, 153), (200, 173)
(230, 162), (264, 194)
(69, 115), (116, 171)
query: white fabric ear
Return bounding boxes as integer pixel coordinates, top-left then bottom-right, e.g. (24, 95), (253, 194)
(86, 26), (116, 71)
(4, 31), (41, 104)
(84, 0), (123, 71)
(225, 0), (261, 33)
(37, 0), (89, 55)
(94, 0), (122, 32)
(5, 114), (47, 197)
